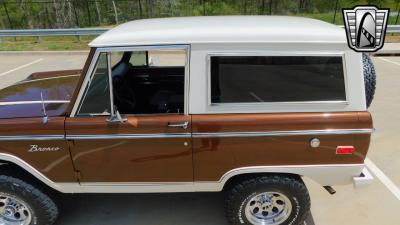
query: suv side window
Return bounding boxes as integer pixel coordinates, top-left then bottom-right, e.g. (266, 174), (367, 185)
(210, 56), (346, 104)
(77, 53), (111, 116)
(129, 51), (148, 66)
(111, 49), (186, 115)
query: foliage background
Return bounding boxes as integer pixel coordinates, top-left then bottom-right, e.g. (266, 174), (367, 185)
(0, 0), (399, 29)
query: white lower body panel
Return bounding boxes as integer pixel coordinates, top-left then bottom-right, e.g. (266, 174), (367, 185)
(55, 164), (367, 193)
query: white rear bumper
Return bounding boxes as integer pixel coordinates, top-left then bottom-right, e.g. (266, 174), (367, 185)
(353, 167), (374, 188)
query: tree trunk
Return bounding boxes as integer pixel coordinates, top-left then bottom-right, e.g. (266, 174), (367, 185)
(332, 0), (339, 24)
(138, 0), (143, 18)
(112, 1), (119, 24)
(147, 0), (153, 17)
(203, 0), (206, 15)
(72, 0), (80, 27)
(86, 1), (92, 26)
(269, 0), (272, 15)
(396, 0), (400, 24)
(45, 3), (51, 28)
(95, 0), (102, 25)
(260, 0), (265, 15)
(2, 2), (13, 29)
(53, 0), (61, 28)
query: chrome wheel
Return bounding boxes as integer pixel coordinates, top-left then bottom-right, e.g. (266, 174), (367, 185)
(0, 193), (32, 225)
(245, 192), (292, 225)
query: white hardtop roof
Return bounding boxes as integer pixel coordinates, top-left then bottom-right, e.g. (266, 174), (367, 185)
(90, 16), (347, 47)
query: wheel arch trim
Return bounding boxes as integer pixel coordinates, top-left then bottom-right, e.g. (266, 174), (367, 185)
(0, 153), (66, 192)
(215, 163), (365, 191)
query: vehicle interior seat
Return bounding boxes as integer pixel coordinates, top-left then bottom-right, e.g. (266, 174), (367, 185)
(112, 52), (185, 115)
(112, 53), (136, 114)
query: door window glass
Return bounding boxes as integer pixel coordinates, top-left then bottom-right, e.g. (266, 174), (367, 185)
(77, 53), (111, 116)
(111, 49), (186, 115)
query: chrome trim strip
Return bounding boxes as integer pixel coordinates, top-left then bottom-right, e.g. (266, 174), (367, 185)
(67, 133), (191, 140)
(0, 135), (65, 141)
(70, 49), (101, 117)
(0, 100), (70, 106)
(80, 182), (194, 186)
(192, 128), (373, 138)
(107, 52), (116, 118)
(0, 129), (371, 141)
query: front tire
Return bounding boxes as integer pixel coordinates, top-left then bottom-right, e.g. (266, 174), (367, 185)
(0, 175), (58, 225)
(224, 175), (310, 225)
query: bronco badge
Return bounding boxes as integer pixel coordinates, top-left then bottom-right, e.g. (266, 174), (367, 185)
(28, 145), (61, 152)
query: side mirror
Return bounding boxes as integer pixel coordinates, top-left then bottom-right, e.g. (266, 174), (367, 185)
(42, 115), (49, 124)
(40, 92), (48, 124)
(106, 108), (127, 124)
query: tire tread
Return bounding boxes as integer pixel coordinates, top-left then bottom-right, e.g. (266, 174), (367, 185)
(224, 175), (310, 225)
(0, 175), (58, 225)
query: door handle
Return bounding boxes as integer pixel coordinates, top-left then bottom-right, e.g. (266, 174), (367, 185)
(167, 121), (189, 129)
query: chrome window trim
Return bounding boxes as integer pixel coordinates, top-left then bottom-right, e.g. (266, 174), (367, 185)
(206, 52), (350, 107)
(0, 135), (65, 141)
(107, 52), (115, 117)
(70, 45), (190, 117)
(71, 50), (102, 116)
(75, 52), (111, 116)
(0, 100), (70, 106)
(192, 128), (373, 138)
(66, 133), (191, 140)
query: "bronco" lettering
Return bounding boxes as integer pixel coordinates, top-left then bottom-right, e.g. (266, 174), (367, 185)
(28, 145), (61, 153)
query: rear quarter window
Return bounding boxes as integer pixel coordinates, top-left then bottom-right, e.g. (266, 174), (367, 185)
(210, 56), (346, 104)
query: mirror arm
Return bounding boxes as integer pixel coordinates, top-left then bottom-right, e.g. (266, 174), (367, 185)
(107, 108), (127, 124)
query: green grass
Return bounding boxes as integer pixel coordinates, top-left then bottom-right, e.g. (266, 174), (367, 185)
(0, 36), (94, 51)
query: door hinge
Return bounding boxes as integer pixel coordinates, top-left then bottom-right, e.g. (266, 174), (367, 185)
(75, 170), (82, 181)
(67, 139), (75, 146)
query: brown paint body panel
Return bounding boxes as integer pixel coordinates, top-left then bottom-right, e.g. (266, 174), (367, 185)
(0, 117), (76, 182)
(65, 115), (193, 182)
(0, 111), (372, 184)
(192, 112), (372, 181)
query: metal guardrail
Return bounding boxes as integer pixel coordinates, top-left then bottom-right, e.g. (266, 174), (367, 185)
(0, 25), (399, 43)
(0, 28), (109, 42)
(337, 25), (400, 33)
(387, 25), (400, 33)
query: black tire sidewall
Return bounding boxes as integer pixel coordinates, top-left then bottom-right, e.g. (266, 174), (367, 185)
(0, 184), (40, 225)
(236, 185), (306, 225)
(0, 176), (58, 225)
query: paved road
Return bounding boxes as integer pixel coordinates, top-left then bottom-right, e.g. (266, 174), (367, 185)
(0, 52), (399, 225)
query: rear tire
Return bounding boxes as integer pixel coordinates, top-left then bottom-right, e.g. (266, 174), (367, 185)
(0, 175), (58, 225)
(224, 175), (310, 225)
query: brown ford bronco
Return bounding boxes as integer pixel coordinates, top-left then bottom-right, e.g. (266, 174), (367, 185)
(0, 16), (375, 225)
